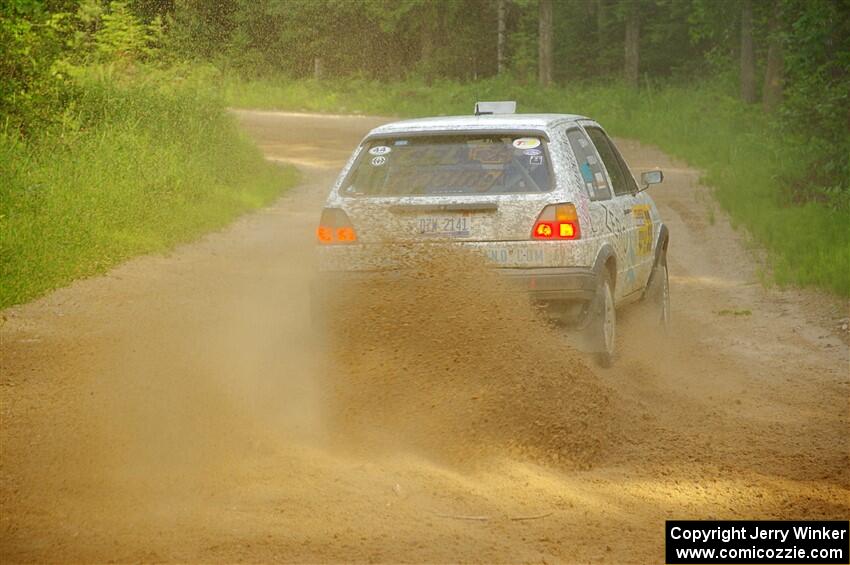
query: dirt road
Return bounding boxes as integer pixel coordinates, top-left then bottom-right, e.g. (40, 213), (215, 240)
(1, 111), (848, 563)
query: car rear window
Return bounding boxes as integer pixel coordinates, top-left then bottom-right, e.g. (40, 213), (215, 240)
(341, 135), (553, 197)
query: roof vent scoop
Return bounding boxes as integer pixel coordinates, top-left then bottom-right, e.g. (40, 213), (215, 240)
(474, 101), (517, 116)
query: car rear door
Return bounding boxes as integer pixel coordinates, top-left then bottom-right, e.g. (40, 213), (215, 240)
(580, 122), (643, 298)
(607, 137), (656, 289)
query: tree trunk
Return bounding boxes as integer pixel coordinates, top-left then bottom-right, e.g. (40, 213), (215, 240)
(762, 2), (784, 112)
(497, 0), (506, 74)
(596, 0), (606, 56)
(420, 3), (436, 86)
(740, 0), (757, 103)
(538, 0), (553, 86)
(624, 0), (640, 88)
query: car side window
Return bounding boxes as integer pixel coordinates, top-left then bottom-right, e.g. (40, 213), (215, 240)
(585, 126), (630, 197)
(608, 138), (640, 194)
(564, 127), (612, 201)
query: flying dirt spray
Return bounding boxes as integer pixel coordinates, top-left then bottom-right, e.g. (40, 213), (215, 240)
(316, 244), (621, 469)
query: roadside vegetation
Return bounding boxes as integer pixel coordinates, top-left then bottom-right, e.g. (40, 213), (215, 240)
(0, 2), (296, 308)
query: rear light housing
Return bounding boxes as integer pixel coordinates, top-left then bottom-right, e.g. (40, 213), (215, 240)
(532, 203), (581, 240)
(317, 208), (358, 244)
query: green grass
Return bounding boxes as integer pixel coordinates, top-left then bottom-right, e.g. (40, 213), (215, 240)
(0, 66), (298, 308)
(221, 74), (849, 296)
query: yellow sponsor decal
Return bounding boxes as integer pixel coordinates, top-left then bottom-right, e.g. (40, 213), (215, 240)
(633, 204), (653, 256)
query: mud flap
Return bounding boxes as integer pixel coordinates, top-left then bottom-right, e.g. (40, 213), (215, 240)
(642, 224), (668, 300)
(584, 280), (607, 353)
(572, 276), (608, 355)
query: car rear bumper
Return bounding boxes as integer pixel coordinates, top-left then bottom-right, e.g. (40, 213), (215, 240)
(316, 240), (597, 271)
(498, 267), (597, 302)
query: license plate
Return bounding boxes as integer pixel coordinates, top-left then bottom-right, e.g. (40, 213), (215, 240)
(415, 215), (471, 237)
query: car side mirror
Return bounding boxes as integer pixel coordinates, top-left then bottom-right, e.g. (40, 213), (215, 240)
(640, 170), (663, 190)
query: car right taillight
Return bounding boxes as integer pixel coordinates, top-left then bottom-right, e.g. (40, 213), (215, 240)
(317, 208), (358, 244)
(532, 203), (581, 240)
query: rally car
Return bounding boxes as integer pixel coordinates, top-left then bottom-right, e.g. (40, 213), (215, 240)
(314, 101), (669, 366)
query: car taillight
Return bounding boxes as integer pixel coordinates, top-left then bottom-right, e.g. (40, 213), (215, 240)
(316, 208), (357, 244)
(532, 203), (581, 240)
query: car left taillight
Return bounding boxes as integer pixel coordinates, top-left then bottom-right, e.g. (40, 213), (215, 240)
(317, 208), (358, 244)
(531, 203), (581, 240)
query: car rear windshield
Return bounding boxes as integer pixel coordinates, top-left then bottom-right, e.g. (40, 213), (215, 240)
(341, 134), (552, 197)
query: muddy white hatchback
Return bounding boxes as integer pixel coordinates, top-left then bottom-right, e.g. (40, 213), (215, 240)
(314, 102), (669, 366)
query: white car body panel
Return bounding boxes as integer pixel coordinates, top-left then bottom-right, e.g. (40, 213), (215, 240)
(317, 113), (665, 305)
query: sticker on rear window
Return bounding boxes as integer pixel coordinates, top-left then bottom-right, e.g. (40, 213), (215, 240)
(370, 156), (387, 167)
(529, 155), (543, 165)
(369, 145), (392, 156)
(512, 137), (540, 150)
(594, 171), (606, 187)
(524, 148), (542, 156)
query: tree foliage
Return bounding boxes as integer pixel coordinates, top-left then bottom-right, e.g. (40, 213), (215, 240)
(1, 0), (848, 201)
(156, 0), (850, 204)
(0, 0), (163, 134)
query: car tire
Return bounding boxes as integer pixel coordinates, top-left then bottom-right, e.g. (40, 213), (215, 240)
(591, 271), (616, 368)
(646, 256), (671, 331)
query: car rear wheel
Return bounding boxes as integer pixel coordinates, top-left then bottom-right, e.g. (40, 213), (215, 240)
(591, 271), (616, 368)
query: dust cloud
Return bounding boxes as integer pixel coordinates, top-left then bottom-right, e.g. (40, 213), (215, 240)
(317, 244), (621, 469)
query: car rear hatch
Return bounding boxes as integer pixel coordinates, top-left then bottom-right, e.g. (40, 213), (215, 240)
(336, 132), (558, 243)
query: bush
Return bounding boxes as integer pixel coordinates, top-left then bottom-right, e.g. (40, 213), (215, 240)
(0, 65), (296, 308)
